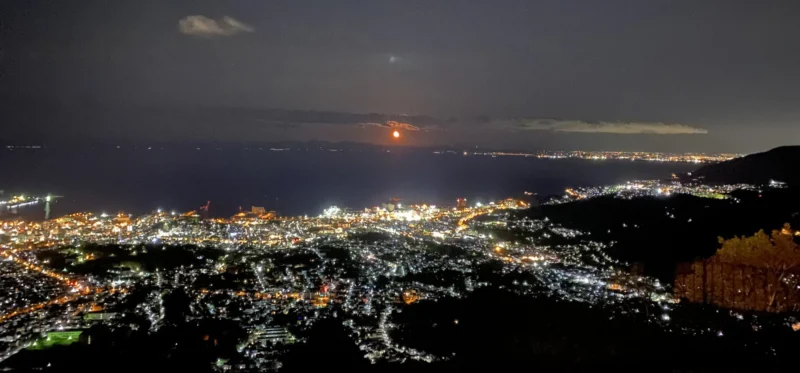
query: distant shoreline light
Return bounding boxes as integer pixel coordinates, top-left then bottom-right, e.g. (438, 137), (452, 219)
(440, 150), (740, 164)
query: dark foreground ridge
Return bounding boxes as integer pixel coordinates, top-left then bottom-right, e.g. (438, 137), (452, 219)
(689, 146), (800, 185)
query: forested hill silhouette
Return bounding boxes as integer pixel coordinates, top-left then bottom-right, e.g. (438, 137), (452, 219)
(689, 146), (800, 185)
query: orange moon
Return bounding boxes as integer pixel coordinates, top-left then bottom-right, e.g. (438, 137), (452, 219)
(392, 130), (400, 139)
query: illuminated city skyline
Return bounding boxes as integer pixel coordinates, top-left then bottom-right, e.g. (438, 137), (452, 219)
(1, 1), (799, 369)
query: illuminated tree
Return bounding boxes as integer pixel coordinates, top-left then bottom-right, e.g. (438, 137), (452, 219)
(715, 224), (800, 312)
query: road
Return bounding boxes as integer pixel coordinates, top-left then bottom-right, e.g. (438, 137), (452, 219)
(0, 250), (92, 323)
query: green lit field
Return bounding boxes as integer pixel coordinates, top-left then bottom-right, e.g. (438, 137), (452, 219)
(27, 331), (82, 350)
(690, 191), (727, 199)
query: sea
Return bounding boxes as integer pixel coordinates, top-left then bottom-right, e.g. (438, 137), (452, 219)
(1, 148), (697, 219)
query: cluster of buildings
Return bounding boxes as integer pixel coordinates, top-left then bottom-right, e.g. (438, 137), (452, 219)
(0, 199), (527, 251)
(545, 179), (771, 205)
(0, 193), (746, 368)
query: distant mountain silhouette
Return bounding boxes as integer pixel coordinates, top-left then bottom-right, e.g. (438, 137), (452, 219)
(689, 146), (800, 185)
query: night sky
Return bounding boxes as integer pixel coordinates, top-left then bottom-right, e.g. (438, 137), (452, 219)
(2, 0), (799, 153)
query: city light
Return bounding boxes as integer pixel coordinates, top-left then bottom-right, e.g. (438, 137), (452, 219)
(433, 149), (742, 164)
(0, 184), (785, 367)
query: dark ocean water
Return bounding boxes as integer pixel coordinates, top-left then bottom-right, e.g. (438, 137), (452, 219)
(1, 149), (697, 218)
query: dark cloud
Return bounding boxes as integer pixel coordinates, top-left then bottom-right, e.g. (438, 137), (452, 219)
(229, 109), (707, 135)
(359, 121), (422, 131)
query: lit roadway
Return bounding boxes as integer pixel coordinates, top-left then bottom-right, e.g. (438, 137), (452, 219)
(0, 249), (93, 323)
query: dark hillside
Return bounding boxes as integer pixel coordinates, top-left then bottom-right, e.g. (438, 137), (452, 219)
(689, 146), (800, 185)
(540, 188), (800, 281)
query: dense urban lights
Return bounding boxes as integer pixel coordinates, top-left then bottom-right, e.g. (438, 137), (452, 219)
(0, 181), (789, 367)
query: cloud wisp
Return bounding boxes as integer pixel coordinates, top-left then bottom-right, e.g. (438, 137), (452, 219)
(200, 108), (708, 135)
(178, 15), (254, 37)
(504, 119), (708, 135)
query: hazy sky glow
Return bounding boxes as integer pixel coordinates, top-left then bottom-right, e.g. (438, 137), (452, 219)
(2, 0), (799, 152)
